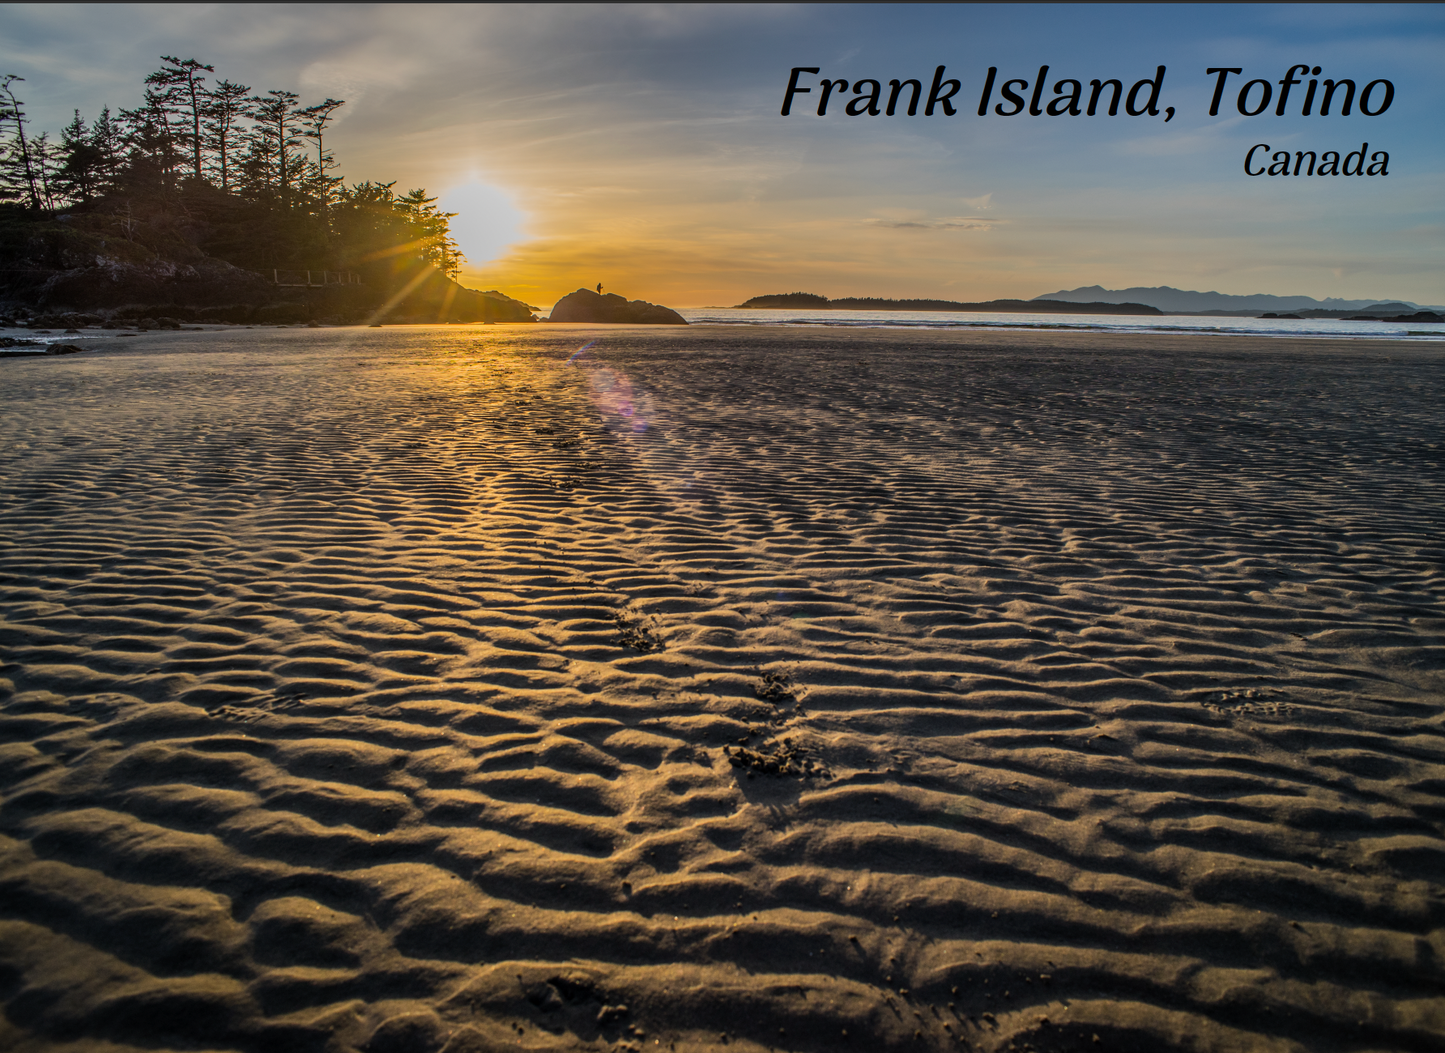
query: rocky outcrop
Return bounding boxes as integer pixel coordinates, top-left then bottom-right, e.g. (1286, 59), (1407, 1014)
(546, 289), (687, 324)
(31, 256), (275, 310)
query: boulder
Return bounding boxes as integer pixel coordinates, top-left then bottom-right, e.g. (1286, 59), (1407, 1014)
(546, 288), (687, 325)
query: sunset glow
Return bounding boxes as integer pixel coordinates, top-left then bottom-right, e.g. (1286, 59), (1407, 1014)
(0, 4), (1437, 310)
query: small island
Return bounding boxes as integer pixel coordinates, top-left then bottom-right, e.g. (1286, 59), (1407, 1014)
(546, 288), (687, 324)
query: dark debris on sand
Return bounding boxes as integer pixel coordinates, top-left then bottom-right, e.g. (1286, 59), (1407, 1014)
(613, 610), (661, 652)
(724, 738), (829, 778)
(753, 669), (796, 704)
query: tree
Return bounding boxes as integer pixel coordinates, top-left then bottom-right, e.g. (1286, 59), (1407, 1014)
(31, 131), (59, 210)
(202, 79), (249, 190)
(57, 110), (106, 203)
(145, 56), (213, 182)
(91, 106), (123, 186)
(299, 97), (344, 212)
(0, 63), (472, 308)
(395, 188), (464, 277)
(119, 88), (183, 192)
(0, 75), (42, 208)
(247, 90), (302, 204)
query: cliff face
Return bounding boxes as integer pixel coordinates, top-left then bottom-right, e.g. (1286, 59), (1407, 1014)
(546, 288), (687, 324)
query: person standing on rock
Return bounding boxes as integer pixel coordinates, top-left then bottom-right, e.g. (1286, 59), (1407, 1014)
(596, 283), (602, 294)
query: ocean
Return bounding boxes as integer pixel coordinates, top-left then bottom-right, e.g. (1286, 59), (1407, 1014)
(679, 306), (1445, 339)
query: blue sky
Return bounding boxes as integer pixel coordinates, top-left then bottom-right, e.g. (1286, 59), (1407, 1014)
(1, 3), (1440, 306)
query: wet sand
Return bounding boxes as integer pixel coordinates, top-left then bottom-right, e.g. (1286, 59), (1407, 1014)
(1, 324), (1442, 1053)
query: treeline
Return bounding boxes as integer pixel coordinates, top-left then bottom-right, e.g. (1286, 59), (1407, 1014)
(0, 57), (464, 283)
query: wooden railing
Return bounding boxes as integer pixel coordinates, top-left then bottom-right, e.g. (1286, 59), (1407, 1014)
(272, 270), (362, 287)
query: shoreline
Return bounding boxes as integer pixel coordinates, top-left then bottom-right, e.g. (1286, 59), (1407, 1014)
(3, 319), (1444, 359)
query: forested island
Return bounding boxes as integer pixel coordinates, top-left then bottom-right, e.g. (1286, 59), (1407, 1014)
(0, 59), (534, 325)
(735, 292), (1161, 314)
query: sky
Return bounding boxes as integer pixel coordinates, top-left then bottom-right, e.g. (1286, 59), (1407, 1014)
(1, 3), (1440, 309)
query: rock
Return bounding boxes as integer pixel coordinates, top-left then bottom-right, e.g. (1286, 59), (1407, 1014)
(44, 343), (86, 355)
(546, 288), (687, 325)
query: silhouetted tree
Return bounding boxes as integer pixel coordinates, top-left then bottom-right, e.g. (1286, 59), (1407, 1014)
(57, 110), (106, 202)
(247, 90), (302, 205)
(91, 106), (123, 184)
(119, 88), (182, 192)
(299, 97), (344, 213)
(0, 62), (479, 308)
(145, 56), (213, 182)
(30, 130), (59, 210)
(202, 79), (249, 190)
(395, 188), (464, 277)
(0, 75), (42, 208)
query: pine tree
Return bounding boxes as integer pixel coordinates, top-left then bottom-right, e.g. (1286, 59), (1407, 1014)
(299, 98), (344, 214)
(145, 56), (213, 182)
(395, 188), (464, 277)
(202, 79), (249, 190)
(0, 75), (43, 209)
(119, 88), (183, 192)
(0, 61), (480, 312)
(31, 131), (59, 210)
(91, 106), (123, 188)
(57, 110), (106, 202)
(247, 90), (302, 205)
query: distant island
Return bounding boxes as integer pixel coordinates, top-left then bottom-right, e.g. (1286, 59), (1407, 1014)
(735, 292), (1161, 315)
(1035, 285), (1445, 317)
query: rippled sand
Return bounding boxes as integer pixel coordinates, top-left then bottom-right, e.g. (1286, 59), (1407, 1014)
(1, 325), (1442, 1053)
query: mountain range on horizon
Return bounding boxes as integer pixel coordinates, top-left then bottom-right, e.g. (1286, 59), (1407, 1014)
(1035, 285), (1445, 313)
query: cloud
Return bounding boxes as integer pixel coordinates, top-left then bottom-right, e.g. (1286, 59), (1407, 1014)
(865, 216), (1001, 230)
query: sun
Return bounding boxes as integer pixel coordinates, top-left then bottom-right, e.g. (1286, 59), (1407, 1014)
(439, 180), (526, 267)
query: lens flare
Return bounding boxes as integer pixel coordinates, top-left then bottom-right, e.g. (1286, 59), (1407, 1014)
(570, 341), (651, 433)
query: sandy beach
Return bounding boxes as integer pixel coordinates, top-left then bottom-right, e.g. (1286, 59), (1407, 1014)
(1, 324), (1442, 1053)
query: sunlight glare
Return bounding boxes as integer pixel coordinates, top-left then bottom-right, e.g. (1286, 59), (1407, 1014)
(440, 180), (525, 266)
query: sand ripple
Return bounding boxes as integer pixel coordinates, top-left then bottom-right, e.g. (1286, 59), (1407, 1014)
(1, 326), (1442, 1052)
